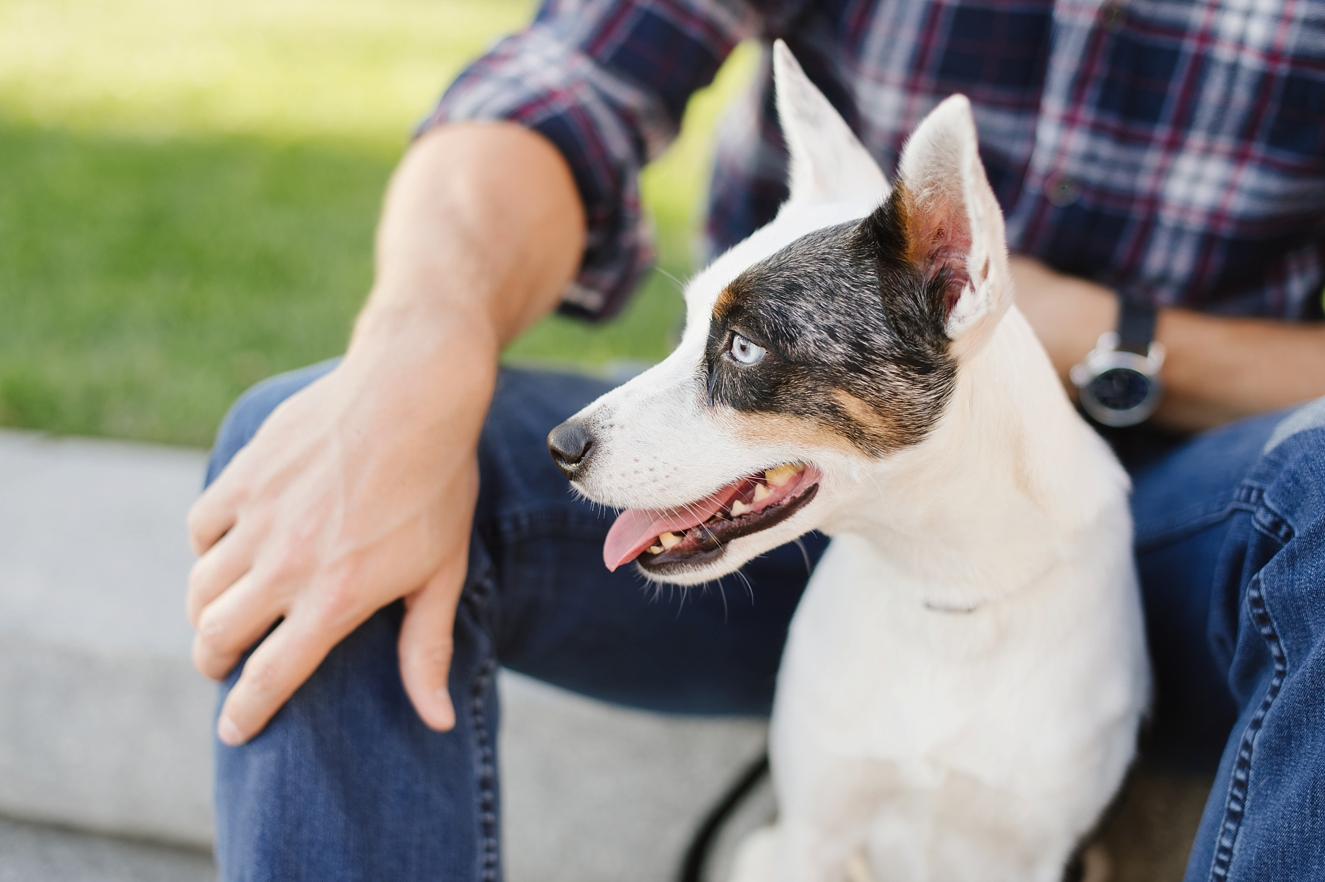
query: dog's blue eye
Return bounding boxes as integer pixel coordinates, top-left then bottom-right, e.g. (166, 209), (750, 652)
(729, 333), (766, 366)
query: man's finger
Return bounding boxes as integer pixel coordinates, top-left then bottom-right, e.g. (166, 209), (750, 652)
(193, 572), (286, 679)
(187, 525), (257, 626)
(192, 633), (242, 683)
(398, 566), (465, 732)
(187, 477), (242, 556)
(215, 611), (348, 746)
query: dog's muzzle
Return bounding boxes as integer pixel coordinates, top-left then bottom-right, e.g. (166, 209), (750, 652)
(547, 418), (595, 479)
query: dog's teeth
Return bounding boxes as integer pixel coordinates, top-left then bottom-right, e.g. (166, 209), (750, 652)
(647, 544), (664, 555)
(752, 483), (772, 503)
(765, 464), (800, 487)
(658, 531), (683, 550)
(730, 499), (752, 516)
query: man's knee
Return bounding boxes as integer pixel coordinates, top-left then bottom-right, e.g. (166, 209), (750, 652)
(1232, 399), (1325, 537)
(1261, 394), (1325, 457)
(1227, 403), (1325, 690)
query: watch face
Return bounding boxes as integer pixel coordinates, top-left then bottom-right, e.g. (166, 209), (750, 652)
(1087, 367), (1154, 412)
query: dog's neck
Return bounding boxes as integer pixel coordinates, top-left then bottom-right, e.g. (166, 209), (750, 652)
(821, 306), (1127, 609)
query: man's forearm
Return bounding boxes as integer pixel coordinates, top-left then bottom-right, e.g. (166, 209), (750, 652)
(354, 122), (587, 359)
(1156, 308), (1325, 431)
(1011, 255), (1325, 433)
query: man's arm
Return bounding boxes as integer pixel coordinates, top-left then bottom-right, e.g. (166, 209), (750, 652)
(1011, 255), (1325, 433)
(185, 123), (585, 745)
(368, 122), (585, 351)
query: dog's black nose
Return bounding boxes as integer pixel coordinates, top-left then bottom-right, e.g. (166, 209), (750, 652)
(547, 419), (595, 478)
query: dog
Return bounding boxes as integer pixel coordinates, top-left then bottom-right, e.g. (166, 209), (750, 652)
(546, 41), (1148, 882)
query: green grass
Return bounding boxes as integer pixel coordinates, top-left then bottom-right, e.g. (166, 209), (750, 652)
(0, 0), (753, 445)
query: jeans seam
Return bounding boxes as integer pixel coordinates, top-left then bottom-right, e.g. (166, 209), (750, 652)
(1208, 572), (1289, 881)
(471, 655), (500, 882)
(1252, 500), (1295, 546)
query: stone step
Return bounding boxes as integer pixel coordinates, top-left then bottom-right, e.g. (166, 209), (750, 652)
(0, 817), (214, 882)
(0, 431), (214, 846)
(0, 428), (767, 881)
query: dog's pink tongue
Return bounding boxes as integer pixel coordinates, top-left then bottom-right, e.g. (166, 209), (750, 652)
(603, 490), (733, 571)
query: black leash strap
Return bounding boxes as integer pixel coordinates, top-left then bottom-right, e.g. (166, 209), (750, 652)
(677, 751), (771, 882)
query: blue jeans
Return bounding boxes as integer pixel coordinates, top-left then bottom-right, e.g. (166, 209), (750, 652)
(207, 363), (1325, 882)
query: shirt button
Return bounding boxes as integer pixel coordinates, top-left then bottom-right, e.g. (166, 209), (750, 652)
(1046, 174), (1080, 208)
(1100, 1), (1126, 32)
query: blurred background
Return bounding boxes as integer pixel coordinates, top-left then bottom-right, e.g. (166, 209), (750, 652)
(0, 0), (755, 447)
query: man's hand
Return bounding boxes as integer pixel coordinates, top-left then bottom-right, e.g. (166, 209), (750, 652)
(1010, 254), (1325, 432)
(186, 123), (585, 745)
(187, 322), (492, 742)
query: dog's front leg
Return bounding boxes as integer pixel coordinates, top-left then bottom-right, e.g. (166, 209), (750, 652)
(862, 806), (1079, 882)
(727, 824), (781, 882)
(727, 820), (867, 882)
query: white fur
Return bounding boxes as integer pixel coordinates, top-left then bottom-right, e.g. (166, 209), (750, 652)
(563, 42), (1148, 882)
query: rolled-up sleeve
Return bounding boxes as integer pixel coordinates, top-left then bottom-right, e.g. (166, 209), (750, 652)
(418, 0), (763, 320)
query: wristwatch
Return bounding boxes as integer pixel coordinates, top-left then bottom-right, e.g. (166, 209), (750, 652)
(1069, 299), (1166, 428)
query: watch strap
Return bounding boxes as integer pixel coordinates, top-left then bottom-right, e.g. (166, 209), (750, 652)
(1116, 298), (1157, 356)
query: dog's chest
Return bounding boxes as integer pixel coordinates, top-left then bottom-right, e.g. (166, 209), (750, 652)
(769, 533), (1116, 777)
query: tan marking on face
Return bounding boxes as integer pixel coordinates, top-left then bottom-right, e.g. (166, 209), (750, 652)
(712, 280), (749, 324)
(717, 389), (922, 460)
(830, 388), (926, 452)
(726, 408), (865, 458)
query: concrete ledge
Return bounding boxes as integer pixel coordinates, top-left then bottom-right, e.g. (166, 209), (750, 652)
(0, 636), (215, 847)
(0, 817), (214, 882)
(0, 431), (214, 846)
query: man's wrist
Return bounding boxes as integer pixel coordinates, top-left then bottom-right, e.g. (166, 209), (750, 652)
(346, 298), (502, 434)
(370, 123), (585, 348)
(352, 295), (499, 362)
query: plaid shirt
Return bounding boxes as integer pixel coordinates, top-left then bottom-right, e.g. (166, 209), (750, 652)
(422, 0), (1325, 322)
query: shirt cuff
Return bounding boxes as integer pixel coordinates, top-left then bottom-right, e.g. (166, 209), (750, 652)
(418, 28), (676, 321)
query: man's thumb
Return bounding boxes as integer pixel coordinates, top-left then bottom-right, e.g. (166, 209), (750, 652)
(399, 568), (462, 731)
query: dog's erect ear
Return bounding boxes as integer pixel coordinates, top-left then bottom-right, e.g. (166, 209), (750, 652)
(890, 95), (1011, 357)
(773, 40), (889, 209)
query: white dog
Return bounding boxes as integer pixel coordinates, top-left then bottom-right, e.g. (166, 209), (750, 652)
(547, 42), (1148, 882)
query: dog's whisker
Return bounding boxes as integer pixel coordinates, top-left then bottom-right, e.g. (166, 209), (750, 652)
(735, 569), (755, 605)
(653, 266), (687, 294)
(674, 583), (692, 619)
(792, 537), (813, 577)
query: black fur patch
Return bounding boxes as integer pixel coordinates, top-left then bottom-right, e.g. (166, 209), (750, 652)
(706, 189), (958, 456)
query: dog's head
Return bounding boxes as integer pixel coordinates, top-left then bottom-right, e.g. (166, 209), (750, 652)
(548, 42), (1013, 585)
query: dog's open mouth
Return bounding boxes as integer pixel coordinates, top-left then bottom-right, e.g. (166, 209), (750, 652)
(603, 463), (821, 573)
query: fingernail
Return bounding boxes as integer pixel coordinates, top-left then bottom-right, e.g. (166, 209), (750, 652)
(218, 715), (244, 746)
(435, 689), (455, 730)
